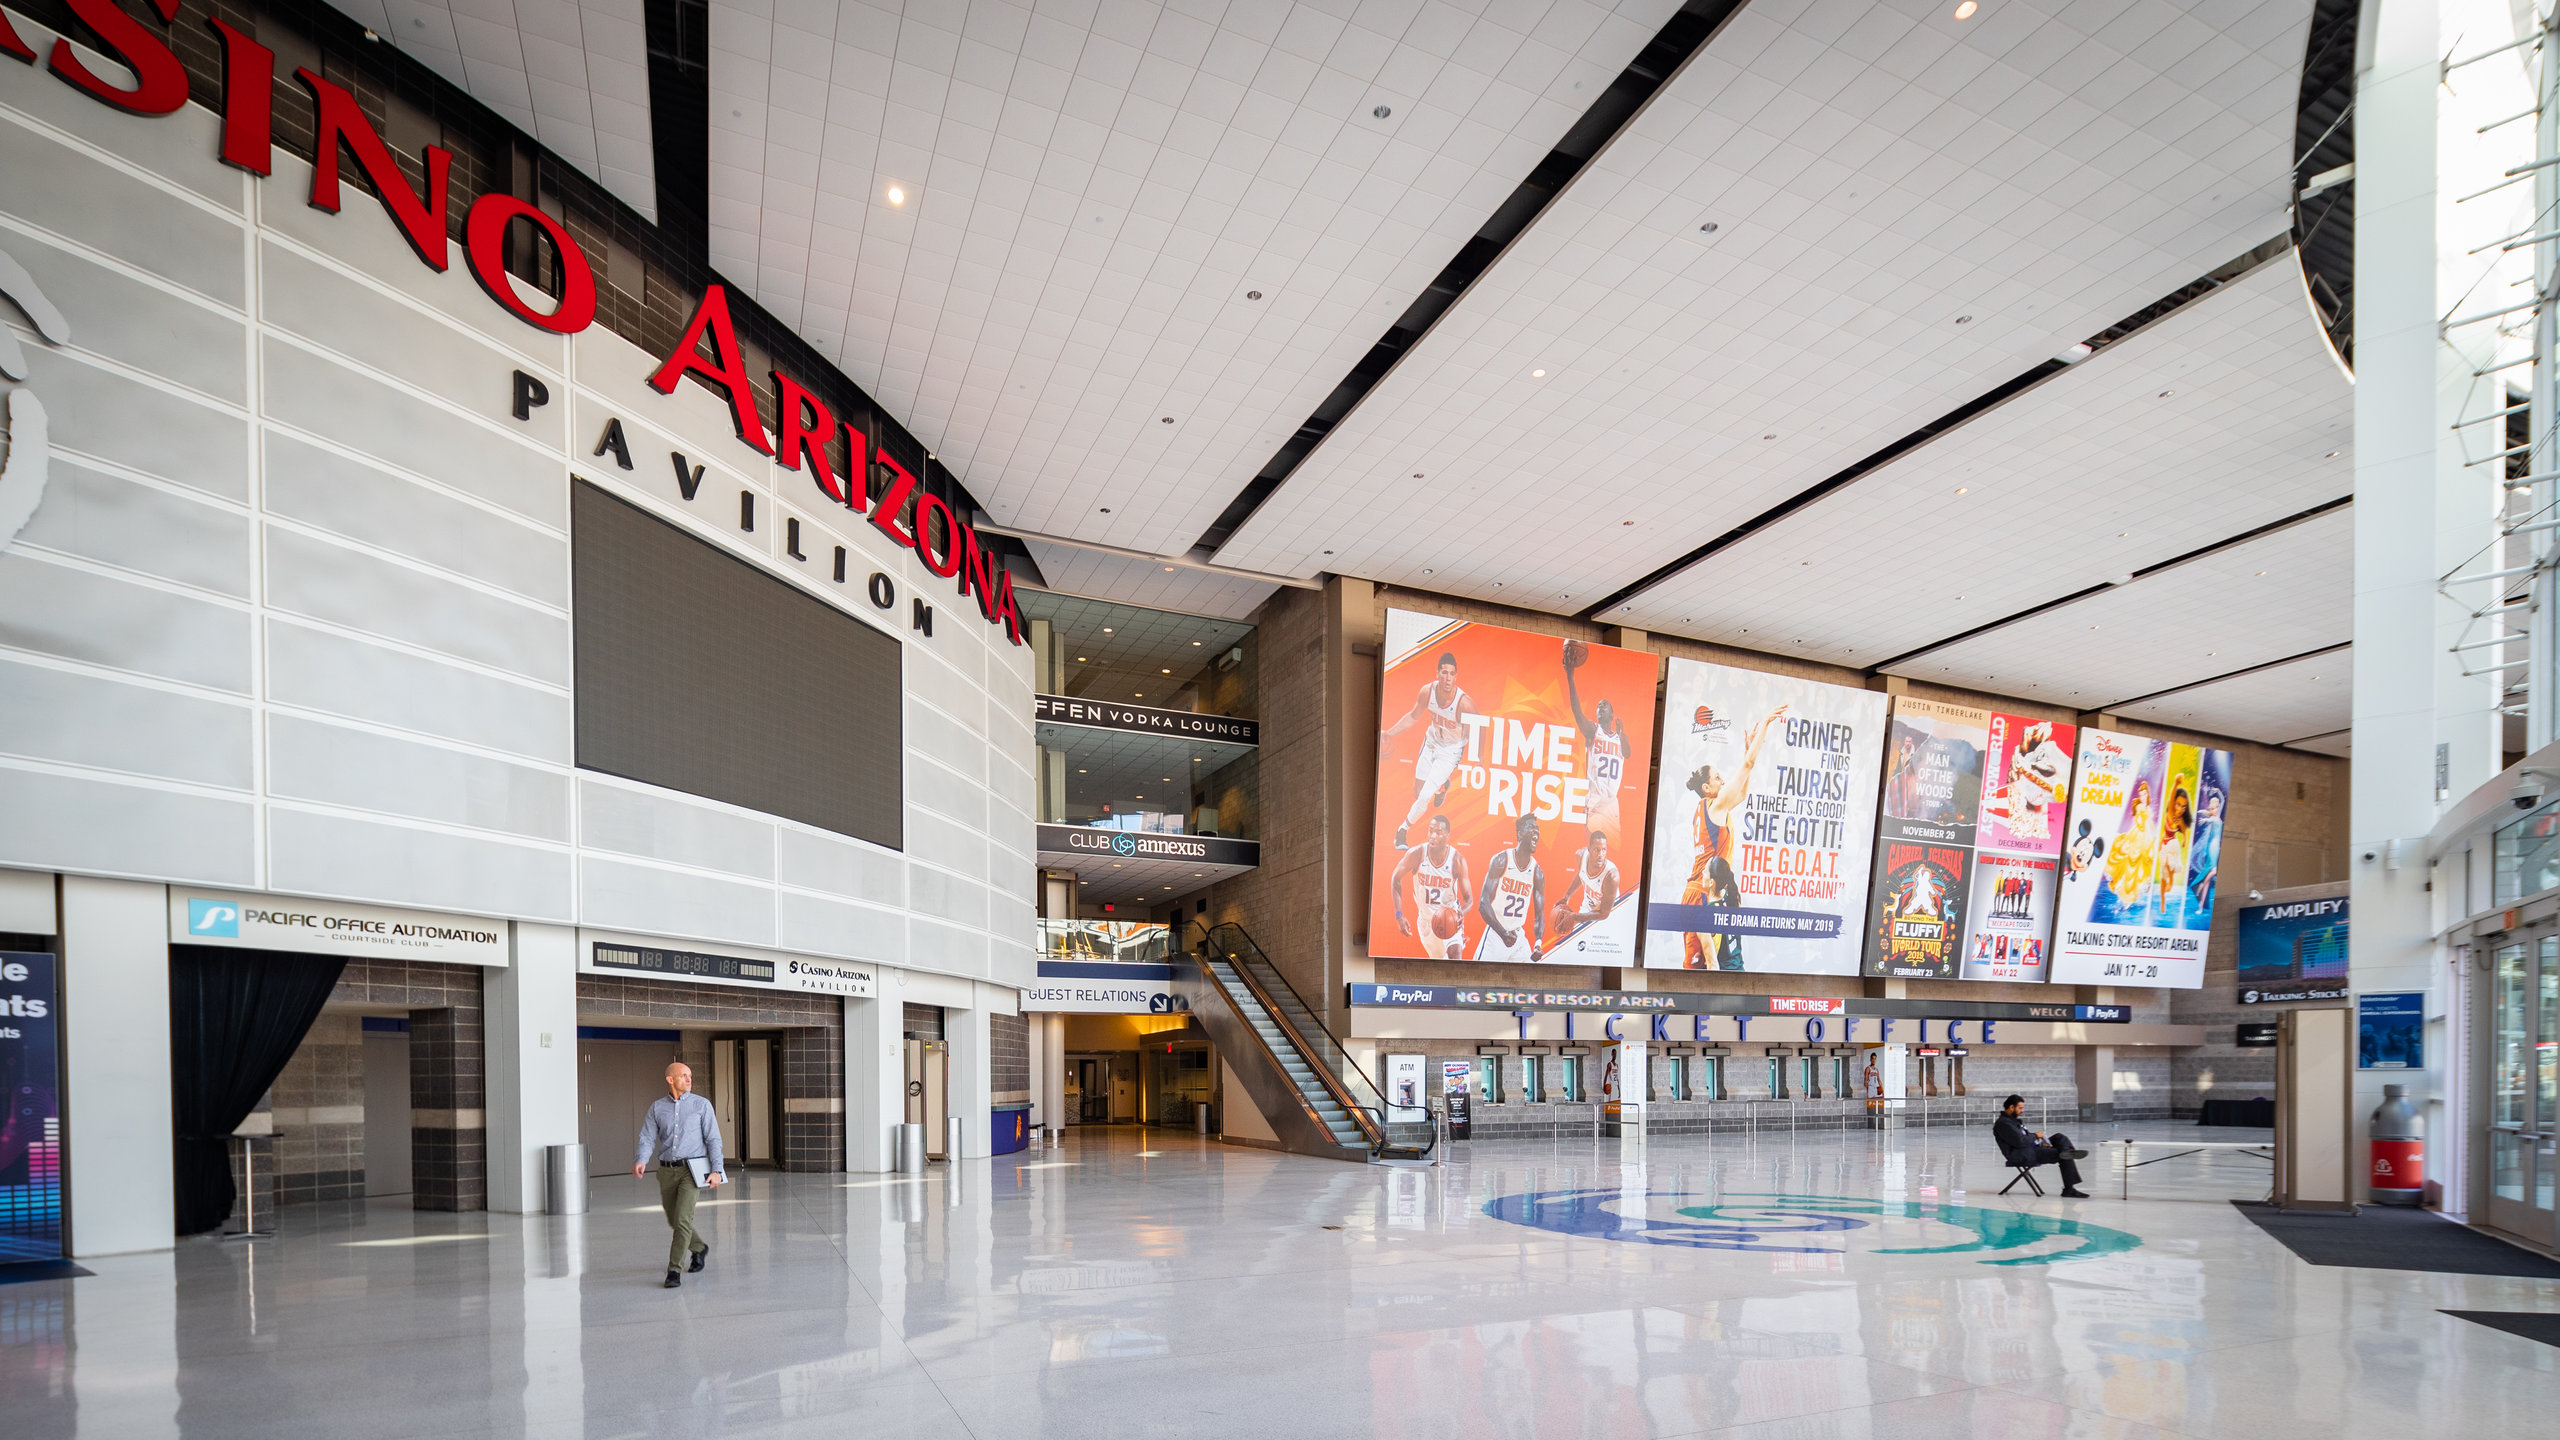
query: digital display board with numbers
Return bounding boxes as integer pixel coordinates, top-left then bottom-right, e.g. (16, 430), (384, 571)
(592, 944), (777, 985)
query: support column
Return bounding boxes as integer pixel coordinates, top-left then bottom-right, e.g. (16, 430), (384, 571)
(409, 977), (487, 1211)
(1323, 577), (1377, 1032)
(946, 988), (998, 1159)
(843, 989), (902, 1171)
(484, 923), (578, 1214)
(2354, 0), (2505, 1202)
(61, 876), (172, 1257)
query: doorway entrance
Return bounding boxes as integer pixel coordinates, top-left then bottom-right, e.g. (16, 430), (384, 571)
(710, 1033), (783, 1169)
(2486, 936), (2558, 1249)
(905, 1038), (949, 1157)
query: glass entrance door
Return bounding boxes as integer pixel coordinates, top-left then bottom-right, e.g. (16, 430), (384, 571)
(2486, 938), (2559, 1245)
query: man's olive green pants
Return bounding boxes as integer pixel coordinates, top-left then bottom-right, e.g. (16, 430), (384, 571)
(656, 1164), (708, 1272)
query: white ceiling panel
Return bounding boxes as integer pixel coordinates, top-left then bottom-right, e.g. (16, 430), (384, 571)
(1883, 502), (2350, 710)
(330, 0), (661, 219)
(2113, 647), (2350, 749)
(2287, 727), (2349, 757)
(706, 0), (1684, 556)
(1613, 257), (2348, 662)
(1214, 0), (2312, 608)
(1020, 540), (1277, 621)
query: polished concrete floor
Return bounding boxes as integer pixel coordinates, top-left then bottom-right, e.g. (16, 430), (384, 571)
(6, 1122), (2558, 1438)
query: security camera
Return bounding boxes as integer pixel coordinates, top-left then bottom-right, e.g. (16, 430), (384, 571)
(2247, 889), (2264, 903)
(2514, 770), (2548, 811)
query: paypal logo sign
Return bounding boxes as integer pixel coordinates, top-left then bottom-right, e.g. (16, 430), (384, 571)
(188, 900), (240, 938)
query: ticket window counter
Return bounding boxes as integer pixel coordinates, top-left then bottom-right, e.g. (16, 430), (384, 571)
(1829, 1052), (1854, 1100)
(1474, 1055), (1503, 1105)
(1946, 1048), (1970, 1096)
(1665, 1052), (1728, 1101)
(1764, 1050), (1790, 1100)
(1797, 1051), (1824, 1099)
(1522, 1054), (1546, 1103)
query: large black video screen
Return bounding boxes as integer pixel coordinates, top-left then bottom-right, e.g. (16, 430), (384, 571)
(573, 480), (902, 848)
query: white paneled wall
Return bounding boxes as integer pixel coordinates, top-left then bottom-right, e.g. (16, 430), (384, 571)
(0, 86), (1035, 990)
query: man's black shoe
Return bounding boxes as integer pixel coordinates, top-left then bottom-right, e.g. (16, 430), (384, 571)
(663, 1271), (682, 1288)
(2060, 1187), (2089, 1198)
(2063, 1149), (2090, 1160)
(689, 1245), (707, 1273)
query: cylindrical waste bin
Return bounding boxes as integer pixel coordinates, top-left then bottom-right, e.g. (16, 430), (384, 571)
(545, 1143), (588, 1216)
(2370, 1083), (2424, 1206)
(1195, 1102), (1211, 1135)
(945, 1115), (964, 1163)
(895, 1122), (925, 1174)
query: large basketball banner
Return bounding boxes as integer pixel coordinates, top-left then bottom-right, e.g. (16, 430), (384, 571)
(1368, 612), (1658, 963)
(2049, 728), (2233, 988)
(1643, 660), (1888, 974)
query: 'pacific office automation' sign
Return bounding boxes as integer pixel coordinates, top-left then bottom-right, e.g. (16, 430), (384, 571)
(1035, 696), (1260, 746)
(1035, 825), (1260, 867)
(169, 890), (508, 966)
(0, 0), (1023, 647)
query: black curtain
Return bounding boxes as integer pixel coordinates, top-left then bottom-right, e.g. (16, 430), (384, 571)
(168, 947), (346, 1236)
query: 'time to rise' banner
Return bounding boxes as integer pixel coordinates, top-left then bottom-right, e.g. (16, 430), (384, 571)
(1368, 612), (1659, 964)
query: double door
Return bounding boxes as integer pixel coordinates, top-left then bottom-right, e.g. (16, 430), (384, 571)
(2488, 938), (2559, 1246)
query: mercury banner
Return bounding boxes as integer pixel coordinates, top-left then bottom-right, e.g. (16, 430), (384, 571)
(1368, 611), (1659, 964)
(1644, 659), (1888, 974)
(2048, 728), (2233, 988)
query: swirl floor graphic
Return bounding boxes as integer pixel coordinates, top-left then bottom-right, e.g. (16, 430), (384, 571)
(1483, 1189), (2143, 1265)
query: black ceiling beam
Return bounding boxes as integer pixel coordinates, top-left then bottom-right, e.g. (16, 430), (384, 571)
(2100, 640), (2351, 712)
(1190, 0), (1747, 556)
(1869, 494), (2353, 675)
(1580, 238), (2292, 623)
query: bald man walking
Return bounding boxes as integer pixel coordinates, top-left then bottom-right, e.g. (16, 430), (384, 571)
(633, 1062), (725, 1288)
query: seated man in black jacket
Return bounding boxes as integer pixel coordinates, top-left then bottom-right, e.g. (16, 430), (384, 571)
(1993, 1094), (2090, 1197)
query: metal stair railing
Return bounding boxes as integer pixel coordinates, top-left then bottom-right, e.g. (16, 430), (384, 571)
(1189, 953), (1367, 1151)
(1194, 922), (1391, 1151)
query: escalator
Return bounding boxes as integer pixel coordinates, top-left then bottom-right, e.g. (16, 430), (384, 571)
(1182, 922), (1434, 1165)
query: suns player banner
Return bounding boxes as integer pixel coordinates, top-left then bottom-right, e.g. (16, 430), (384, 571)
(1370, 611), (1659, 964)
(1862, 701), (2080, 981)
(2048, 728), (2234, 989)
(1642, 659), (1888, 974)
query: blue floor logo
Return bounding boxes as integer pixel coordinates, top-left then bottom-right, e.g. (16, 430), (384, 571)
(1484, 1190), (2140, 1266)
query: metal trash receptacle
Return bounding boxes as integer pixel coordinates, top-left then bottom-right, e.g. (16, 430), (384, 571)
(545, 1143), (588, 1215)
(945, 1115), (964, 1163)
(1196, 1102), (1211, 1134)
(895, 1122), (925, 1173)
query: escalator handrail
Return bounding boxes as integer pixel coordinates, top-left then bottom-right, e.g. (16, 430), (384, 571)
(1196, 941), (1384, 1149)
(1192, 922), (1389, 1114)
(1191, 956), (1367, 1146)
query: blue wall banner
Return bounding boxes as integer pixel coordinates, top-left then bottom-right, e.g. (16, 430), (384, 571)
(2357, 991), (2425, 1070)
(2235, 895), (2349, 1004)
(0, 951), (61, 1263)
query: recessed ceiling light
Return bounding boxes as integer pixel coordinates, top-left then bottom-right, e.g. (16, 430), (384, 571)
(1323, 549), (1334, 555)
(1247, 290), (1262, 300)
(885, 185), (906, 205)
(1161, 416), (1174, 424)
(1953, 1), (1977, 19)
(1954, 315), (1973, 324)
(1413, 472), (1425, 478)
(1763, 433), (1777, 439)
(2309, 675), (2319, 681)
(2325, 450), (2340, 458)
(1699, 221), (1719, 233)
(1104, 627), (1115, 633)
(1422, 568), (1434, 574)
(1955, 487), (1969, 495)
(1621, 519), (1633, 525)
(1492, 582), (1503, 588)
(1077, 768), (1087, 773)
(1191, 640), (1202, 645)
(1163, 566), (1175, 572)
(2090, 625), (2100, 631)
(2117, 532), (2130, 538)
(1112, 862), (1122, 867)
(1100, 507), (1112, 513)
(1532, 368), (1547, 378)
(1955, 595), (1964, 600)
(1161, 668), (1172, 674)
(2255, 570), (2268, 576)
(2158, 390), (2174, 398)
(1373, 104), (1392, 118)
